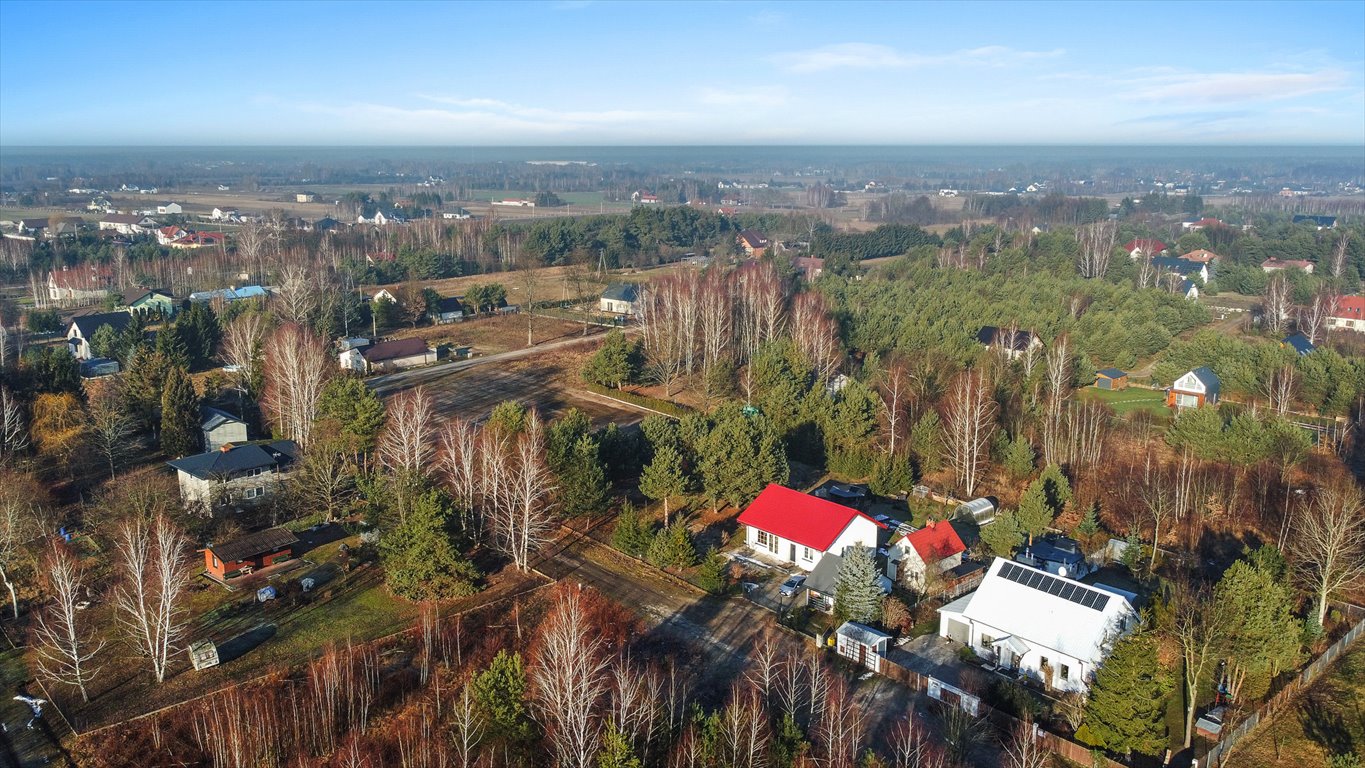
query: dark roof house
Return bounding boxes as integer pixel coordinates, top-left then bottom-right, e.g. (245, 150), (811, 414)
(1282, 333), (1315, 356)
(168, 440), (298, 481)
(210, 527), (300, 565)
(360, 337), (431, 363)
(977, 326), (1042, 353)
(601, 284), (640, 303)
(70, 311), (132, 338)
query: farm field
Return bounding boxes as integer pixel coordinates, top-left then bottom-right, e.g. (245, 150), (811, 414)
(386, 313), (605, 357)
(1234, 642), (1365, 768)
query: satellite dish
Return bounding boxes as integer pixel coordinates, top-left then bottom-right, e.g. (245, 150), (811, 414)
(1057, 566), (1068, 578)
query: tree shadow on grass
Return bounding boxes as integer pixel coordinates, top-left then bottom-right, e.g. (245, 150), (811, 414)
(1299, 685), (1355, 758)
(217, 623), (278, 664)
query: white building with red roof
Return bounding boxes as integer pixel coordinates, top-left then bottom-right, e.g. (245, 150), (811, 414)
(887, 519), (966, 588)
(1329, 295), (1365, 333)
(1122, 238), (1167, 258)
(737, 483), (886, 571)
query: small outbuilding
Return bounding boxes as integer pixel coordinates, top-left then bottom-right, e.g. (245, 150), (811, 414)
(339, 337), (436, 374)
(835, 621), (892, 673)
(1093, 368), (1128, 390)
(188, 639), (220, 670)
(1167, 366), (1220, 410)
(201, 407), (248, 452)
(599, 284), (640, 316)
(204, 527), (300, 580)
(954, 498), (997, 526)
(1281, 333), (1315, 356)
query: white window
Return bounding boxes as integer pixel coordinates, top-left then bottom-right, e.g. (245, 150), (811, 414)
(756, 530), (776, 552)
(802, 547), (815, 562)
(1060, 664), (1070, 681)
(244, 486), (265, 500)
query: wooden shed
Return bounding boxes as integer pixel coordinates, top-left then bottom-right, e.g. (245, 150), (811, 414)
(204, 527), (299, 580)
(1093, 368), (1129, 390)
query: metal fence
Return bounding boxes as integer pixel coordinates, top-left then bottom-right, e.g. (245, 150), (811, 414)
(1202, 607), (1365, 767)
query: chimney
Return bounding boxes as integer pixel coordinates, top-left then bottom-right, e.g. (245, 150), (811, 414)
(220, 443), (234, 452)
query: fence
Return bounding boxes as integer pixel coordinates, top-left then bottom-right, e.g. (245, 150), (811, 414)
(1201, 605), (1365, 767)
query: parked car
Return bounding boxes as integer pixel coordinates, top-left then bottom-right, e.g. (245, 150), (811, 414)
(779, 574), (807, 596)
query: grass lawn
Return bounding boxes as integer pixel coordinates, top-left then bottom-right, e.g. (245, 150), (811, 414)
(1234, 642), (1365, 767)
(1079, 386), (1171, 419)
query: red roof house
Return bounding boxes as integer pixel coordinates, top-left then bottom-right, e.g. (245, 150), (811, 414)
(737, 484), (885, 571)
(1123, 239), (1168, 258)
(1329, 295), (1365, 333)
(1261, 258), (1314, 274)
(890, 519), (966, 587)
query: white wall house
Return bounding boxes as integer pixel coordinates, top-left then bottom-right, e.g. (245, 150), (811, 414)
(737, 483), (885, 571)
(887, 519), (966, 587)
(157, 202), (183, 215)
(938, 558), (1137, 693)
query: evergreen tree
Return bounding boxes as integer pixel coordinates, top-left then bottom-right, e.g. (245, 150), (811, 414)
(1079, 631), (1169, 757)
(88, 323), (120, 359)
(980, 509), (1024, 558)
(486, 400), (526, 436)
(611, 503), (653, 558)
(1015, 480), (1053, 540)
(639, 443), (688, 524)
(597, 720), (642, 768)
(697, 406), (788, 509)
(546, 408), (592, 472)
(909, 412), (943, 472)
(159, 365), (200, 457)
(473, 650), (535, 761)
(868, 451), (914, 497)
(582, 329), (641, 388)
(1039, 463), (1072, 513)
(154, 321), (191, 369)
(179, 301), (221, 368)
(1214, 557), (1302, 700)
(694, 550), (729, 594)
(123, 346), (173, 431)
(1002, 435), (1035, 479)
(647, 518), (697, 569)
(1076, 502), (1101, 538)
(379, 490), (480, 600)
(316, 376), (387, 452)
(834, 545), (883, 624)
(560, 434), (609, 517)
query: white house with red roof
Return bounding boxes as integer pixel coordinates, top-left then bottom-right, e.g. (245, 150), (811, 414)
(737, 483), (886, 571)
(1329, 295), (1365, 333)
(887, 519), (966, 588)
(1122, 238), (1167, 259)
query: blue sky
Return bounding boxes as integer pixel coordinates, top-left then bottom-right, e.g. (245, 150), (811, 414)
(1, 0), (1362, 145)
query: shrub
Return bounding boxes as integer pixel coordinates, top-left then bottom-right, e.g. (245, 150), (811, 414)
(694, 551), (729, 594)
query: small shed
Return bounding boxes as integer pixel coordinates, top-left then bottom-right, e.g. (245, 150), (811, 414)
(835, 621), (891, 673)
(188, 639), (220, 670)
(1093, 368), (1128, 390)
(201, 407), (248, 452)
(204, 527), (300, 580)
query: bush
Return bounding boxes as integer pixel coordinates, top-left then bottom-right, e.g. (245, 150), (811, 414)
(583, 382), (693, 418)
(694, 551), (729, 594)
(956, 645), (979, 664)
(646, 519), (698, 569)
(991, 679), (1044, 719)
(882, 596), (913, 634)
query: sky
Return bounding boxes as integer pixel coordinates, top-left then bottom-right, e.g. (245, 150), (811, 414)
(1, 0), (1363, 146)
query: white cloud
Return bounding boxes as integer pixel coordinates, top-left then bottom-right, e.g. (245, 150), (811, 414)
(769, 42), (1063, 73)
(412, 94), (690, 124)
(1122, 69), (1351, 103)
(694, 86), (790, 108)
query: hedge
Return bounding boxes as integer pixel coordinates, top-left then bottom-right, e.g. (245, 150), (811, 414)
(583, 382), (694, 419)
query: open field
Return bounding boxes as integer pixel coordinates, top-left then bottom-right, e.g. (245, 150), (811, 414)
(387, 313), (605, 356)
(1079, 385), (1171, 417)
(1234, 642), (1365, 768)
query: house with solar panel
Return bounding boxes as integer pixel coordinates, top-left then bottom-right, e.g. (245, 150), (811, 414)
(937, 557), (1137, 693)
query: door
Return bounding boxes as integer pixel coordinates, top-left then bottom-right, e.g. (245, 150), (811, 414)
(790, 543), (796, 561)
(857, 643), (866, 669)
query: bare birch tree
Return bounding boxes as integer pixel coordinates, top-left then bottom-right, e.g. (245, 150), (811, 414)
(1076, 220), (1118, 279)
(1168, 577), (1225, 749)
(1330, 232), (1351, 279)
(1042, 336), (1071, 465)
(378, 387), (435, 479)
(0, 486), (34, 619)
(491, 412), (557, 571)
(1002, 719), (1048, 768)
(1291, 481), (1365, 626)
(113, 515), (193, 683)
(449, 684), (484, 768)
(32, 543), (103, 702)
(262, 322), (331, 448)
(941, 370), (997, 497)
(889, 714), (945, 768)
(879, 359), (912, 457)
(1299, 289), (1337, 345)
(1262, 365), (1298, 417)
(533, 586), (610, 768)
(790, 291), (841, 382)
(1263, 273), (1292, 334)
(818, 677), (865, 768)
(0, 385), (27, 464)
(87, 382), (135, 479)
(697, 269), (733, 383)
(274, 260), (320, 327)
(221, 312), (268, 395)
(439, 418), (481, 534)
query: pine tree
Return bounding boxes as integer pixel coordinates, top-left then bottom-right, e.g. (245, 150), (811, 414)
(473, 650), (534, 762)
(1076, 502), (1101, 538)
(611, 503), (653, 558)
(159, 365), (200, 457)
(559, 434), (609, 518)
(582, 329), (640, 388)
(316, 376), (387, 452)
(647, 518), (697, 569)
(597, 719), (642, 768)
(834, 545), (883, 624)
(980, 509), (1024, 557)
(1015, 480), (1053, 540)
(1039, 463), (1072, 512)
(1003, 435), (1035, 479)
(909, 412), (943, 472)
(1078, 631), (1169, 757)
(694, 551), (729, 594)
(379, 490), (481, 600)
(1214, 558), (1302, 700)
(639, 443), (687, 525)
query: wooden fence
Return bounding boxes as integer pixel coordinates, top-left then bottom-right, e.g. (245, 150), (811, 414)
(1200, 604), (1365, 767)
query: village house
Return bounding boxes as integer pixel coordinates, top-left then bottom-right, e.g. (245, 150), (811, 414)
(441, 208), (473, 220)
(887, 519), (966, 588)
(339, 337), (436, 374)
(1015, 534), (1090, 578)
(66, 312), (132, 360)
(156, 225), (188, 245)
(1328, 295), (1365, 333)
(793, 256), (825, 281)
(599, 284), (641, 316)
(428, 296), (465, 324)
(1167, 366), (1220, 409)
(122, 287), (178, 318)
(737, 229), (770, 257)
(201, 407), (248, 452)
(98, 213), (157, 235)
(1179, 248), (1220, 265)
(167, 440), (298, 511)
(203, 527), (300, 581)
(1261, 258), (1315, 274)
(1292, 214), (1337, 230)
(156, 202), (183, 215)
(1093, 368), (1129, 390)
(938, 558), (1137, 693)
(168, 231), (226, 249)
(737, 483), (886, 572)
(295, 193), (316, 203)
(631, 191), (659, 204)
(1150, 256), (1209, 284)
(48, 265), (114, 305)
(210, 207), (238, 221)
(1181, 217), (1224, 230)
(1122, 238), (1167, 258)
(977, 326), (1044, 360)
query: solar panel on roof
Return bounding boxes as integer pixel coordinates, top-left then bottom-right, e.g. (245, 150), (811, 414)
(997, 560), (1106, 612)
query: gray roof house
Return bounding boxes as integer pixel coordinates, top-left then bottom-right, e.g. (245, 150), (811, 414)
(167, 440), (298, 511)
(201, 407), (248, 452)
(599, 283), (641, 316)
(67, 312), (133, 360)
